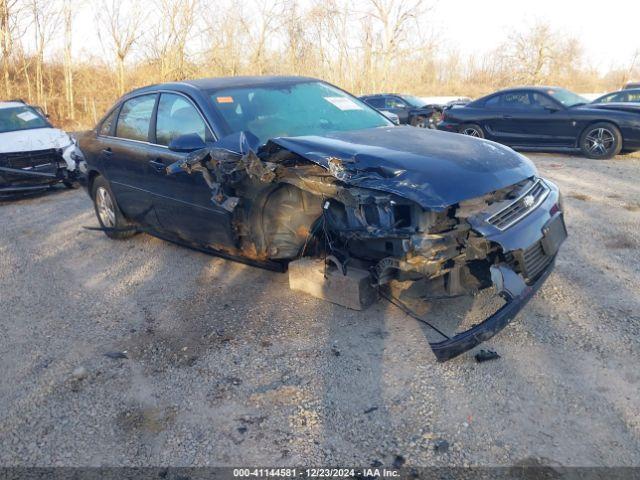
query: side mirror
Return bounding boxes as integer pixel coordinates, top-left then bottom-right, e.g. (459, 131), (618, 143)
(168, 133), (207, 153)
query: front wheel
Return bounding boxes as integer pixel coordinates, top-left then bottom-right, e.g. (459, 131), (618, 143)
(459, 123), (485, 138)
(579, 122), (622, 160)
(410, 115), (428, 128)
(91, 176), (137, 239)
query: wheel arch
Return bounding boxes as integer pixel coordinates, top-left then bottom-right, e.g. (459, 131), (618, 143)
(578, 119), (625, 147)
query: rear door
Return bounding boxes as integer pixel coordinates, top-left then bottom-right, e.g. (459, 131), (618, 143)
(99, 93), (159, 224)
(145, 92), (236, 247)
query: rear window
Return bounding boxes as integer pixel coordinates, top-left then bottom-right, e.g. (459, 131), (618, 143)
(503, 92), (531, 108)
(365, 97), (385, 108)
(115, 94), (156, 142)
(0, 105), (50, 133)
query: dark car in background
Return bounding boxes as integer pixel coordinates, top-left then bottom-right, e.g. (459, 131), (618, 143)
(359, 93), (440, 127)
(437, 86), (640, 159)
(624, 81), (640, 89)
(592, 88), (640, 104)
(77, 76), (566, 361)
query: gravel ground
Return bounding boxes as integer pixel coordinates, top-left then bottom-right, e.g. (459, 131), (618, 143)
(0, 153), (639, 467)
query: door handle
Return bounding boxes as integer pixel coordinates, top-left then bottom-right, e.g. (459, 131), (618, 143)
(503, 115), (513, 119)
(101, 147), (113, 157)
(149, 159), (166, 173)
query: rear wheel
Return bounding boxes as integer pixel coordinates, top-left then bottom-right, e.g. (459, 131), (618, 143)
(579, 122), (622, 159)
(91, 176), (137, 239)
(459, 123), (485, 138)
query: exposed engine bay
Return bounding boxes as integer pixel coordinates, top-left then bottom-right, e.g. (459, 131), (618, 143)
(163, 132), (567, 361)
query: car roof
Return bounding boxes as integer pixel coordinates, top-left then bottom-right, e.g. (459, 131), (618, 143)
(604, 88), (640, 94)
(489, 86), (565, 95)
(0, 101), (27, 109)
(126, 76), (319, 96)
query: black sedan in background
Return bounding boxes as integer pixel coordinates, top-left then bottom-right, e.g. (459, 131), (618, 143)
(592, 88), (640, 104)
(438, 86), (640, 159)
(359, 93), (440, 127)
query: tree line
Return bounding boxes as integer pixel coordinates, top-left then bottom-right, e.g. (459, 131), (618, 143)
(1, 0), (638, 129)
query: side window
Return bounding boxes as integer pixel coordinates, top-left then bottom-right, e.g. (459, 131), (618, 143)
(366, 97), (385, 108)
(532, 93), (558, 109)
(155, 93), (209, 146)
(595, 93), (615, 104)
(115, 94), (156, 142)
(385, 97), (407, 109)
(98, 108), (118, 135)
(484, 95), (502, 108)
(627, 92), (640, 102)
(503, 92), (532, 108)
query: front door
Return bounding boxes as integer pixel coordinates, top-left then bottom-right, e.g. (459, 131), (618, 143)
(384, 96), (410, 123)
(146, 92), (236, 247)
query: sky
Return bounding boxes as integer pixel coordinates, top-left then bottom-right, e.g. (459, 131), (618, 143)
(429, 0), (639, 71)
(64, 0), (639, 73)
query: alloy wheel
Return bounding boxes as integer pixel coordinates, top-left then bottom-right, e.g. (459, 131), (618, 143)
(462, 127), (481, 137)
(584, 127), (615, 156)
(96, 186), (116, 228)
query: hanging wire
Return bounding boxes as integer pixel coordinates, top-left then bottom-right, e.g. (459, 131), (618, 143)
(380, 289), (451, 340)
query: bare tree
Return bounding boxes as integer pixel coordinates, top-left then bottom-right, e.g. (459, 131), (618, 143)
(1, 0), (21, 97)
(63, 0), (74, 118)
(146, 0), (198, 81)
(365, 0), (425, 90)
(503, 22), (582, 85)
(29, 0), (59, 106)
(96, 0), (142, 95)
(239, 0), (285, 75)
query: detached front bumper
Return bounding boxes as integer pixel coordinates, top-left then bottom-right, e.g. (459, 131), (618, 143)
(429, 180), (567, 361)
(429, 259), (555, 362)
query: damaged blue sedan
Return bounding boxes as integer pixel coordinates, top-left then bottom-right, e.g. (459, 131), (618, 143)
(76, 76), (567, 361)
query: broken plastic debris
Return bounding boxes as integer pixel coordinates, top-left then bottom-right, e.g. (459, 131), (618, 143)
(474, 349), (500, 363)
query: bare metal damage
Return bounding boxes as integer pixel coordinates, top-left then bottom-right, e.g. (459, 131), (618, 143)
(165, 134), (566, 361)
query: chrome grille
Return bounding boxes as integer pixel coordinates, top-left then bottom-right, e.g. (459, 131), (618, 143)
(520, 241), (553, 282)
(487, 179), (550, 230)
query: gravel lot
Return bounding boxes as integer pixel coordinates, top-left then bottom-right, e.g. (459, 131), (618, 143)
(1, 153), (639, 467)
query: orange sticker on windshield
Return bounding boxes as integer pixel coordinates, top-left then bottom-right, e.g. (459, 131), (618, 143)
(216, 96), (234, 103)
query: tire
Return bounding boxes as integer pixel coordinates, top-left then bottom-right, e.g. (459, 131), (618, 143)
(91, 175), (137, 239)
(459, 123), (485, 138)
(410, 115), (428, 128)
(579, 122), (622, 160)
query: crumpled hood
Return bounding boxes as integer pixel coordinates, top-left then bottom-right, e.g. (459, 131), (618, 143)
(271, 126), (537, 210)
(0, 128), (72, 154)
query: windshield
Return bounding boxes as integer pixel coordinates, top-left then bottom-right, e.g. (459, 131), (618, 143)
(208, 81), (392, 145)
(0, 105), (50, 133)
(546, 88), (588, 107)
(399, 95), (427, 107)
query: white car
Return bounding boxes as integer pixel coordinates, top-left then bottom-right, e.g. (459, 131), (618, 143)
(0, 100), (80, 197)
